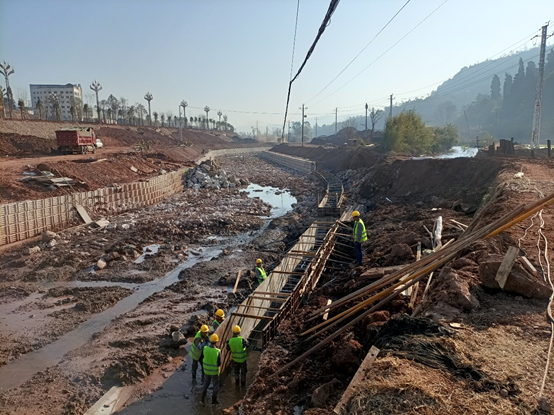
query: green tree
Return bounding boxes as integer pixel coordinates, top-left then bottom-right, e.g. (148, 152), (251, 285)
(83, 103), (89, 122)
(432, 124), (458, 153)
(490, 74), (501, 101)
(161, 113), (165, 127)
(383, 110), (434, 154)
(18, 98), (25, 119)
(153, 111), (159, 126)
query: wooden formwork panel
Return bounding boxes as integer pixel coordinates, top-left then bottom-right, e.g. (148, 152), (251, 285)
(0, 168), (187, 246)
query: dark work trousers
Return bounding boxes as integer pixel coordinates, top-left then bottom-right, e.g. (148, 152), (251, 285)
(233, 360), (247, 383)
(201, 374), (219, 404)
(354, 242), (363, 265)
(191, 357), (204, 382)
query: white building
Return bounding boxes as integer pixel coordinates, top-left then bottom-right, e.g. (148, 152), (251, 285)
(29, 83), (83, 121)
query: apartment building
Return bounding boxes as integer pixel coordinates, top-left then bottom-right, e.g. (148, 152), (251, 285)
(29, 83), (83, 121)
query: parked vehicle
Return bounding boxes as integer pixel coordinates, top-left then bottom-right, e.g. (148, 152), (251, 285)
(55, 127), (98, 154)
(95, 138), (104, 148)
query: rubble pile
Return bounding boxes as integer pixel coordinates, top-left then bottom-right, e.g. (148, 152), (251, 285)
(183, 159), (250, 190)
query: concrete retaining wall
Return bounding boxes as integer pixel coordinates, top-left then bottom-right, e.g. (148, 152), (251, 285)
(260, 150), (315, 174)
(0, 168), (187, 246)
(196, 146), (269, 164)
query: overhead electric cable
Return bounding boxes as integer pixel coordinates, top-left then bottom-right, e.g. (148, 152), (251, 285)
(310, 0), (450, 108)
(306, 0), (411, 104)
(281, 0), (341, 141)
(289, 0), (301, 82)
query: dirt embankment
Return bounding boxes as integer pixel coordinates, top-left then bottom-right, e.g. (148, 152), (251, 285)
(242, 157), (554, 414)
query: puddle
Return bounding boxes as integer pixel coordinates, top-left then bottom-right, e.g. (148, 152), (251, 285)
(135, 244), (161, 264)
(436, 146), (478, 159)
(243, 184), (297, 218)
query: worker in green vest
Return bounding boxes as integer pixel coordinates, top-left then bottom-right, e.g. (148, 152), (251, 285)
(352, 210), (367, 266)
(212, 309), (225, 332)
(190, 324), (209, 384)
(226, 325), (263, 386)
(255, 258), (267, 285)
(200, 333), (221, 405)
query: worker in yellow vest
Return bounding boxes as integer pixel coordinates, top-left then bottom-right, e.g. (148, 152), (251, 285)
(255, 259), (267, 285)
(352, 210), (367, 266)
(190, 324), (209, 384)
(212, 309), (225, 332)
(226, 325), (263, 386)
(200, 333), (221, 405)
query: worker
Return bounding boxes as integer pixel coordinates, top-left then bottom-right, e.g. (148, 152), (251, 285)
(226, 325), (263, 386)
(212, 309), (225, 332)
(352, 210), (367, 266)
(200, 333), (221, 405)
(190, 324), (210, 384)
(255, 259), (267, 285)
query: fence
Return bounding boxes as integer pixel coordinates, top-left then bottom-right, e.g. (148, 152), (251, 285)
(0, 168), (187, 246)
(260, 150), (315, 174)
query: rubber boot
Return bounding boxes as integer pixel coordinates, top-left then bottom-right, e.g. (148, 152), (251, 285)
(241, 378), (246, 387)
(212, 395), (219, 405)
(235, 377), (240, 385)
(200, 392), (206, 405)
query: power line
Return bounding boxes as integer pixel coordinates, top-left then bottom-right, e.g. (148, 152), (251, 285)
(310, 0), (450, 108)
(289, 0), (301, 82)
(281, 0), (341, 141)
(305, 0), (411, 104)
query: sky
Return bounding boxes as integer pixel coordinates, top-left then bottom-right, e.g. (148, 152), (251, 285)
(0, 0), (552, 133)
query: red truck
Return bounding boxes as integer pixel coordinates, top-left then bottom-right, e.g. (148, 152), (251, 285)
(55, 127), (99, 155)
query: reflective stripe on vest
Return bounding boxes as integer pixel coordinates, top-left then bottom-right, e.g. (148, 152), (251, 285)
(354, 219), (368, 242)
(202, 346), (220, 376)
(256, 267), (267, 283)
(229, 336), (247, 363)
(190, 331), (203, 361)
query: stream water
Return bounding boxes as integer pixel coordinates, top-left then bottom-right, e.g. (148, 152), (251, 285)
(0, 185), (296, 393)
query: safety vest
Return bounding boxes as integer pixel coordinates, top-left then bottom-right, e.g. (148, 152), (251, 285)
(256, 266), (267, 284)
(228, 336), (247, 363)
(212, 319), (221, 331)
(190, 331), (204, 361)
(202, 346), (220, 376)
(354, 219), (368, 242)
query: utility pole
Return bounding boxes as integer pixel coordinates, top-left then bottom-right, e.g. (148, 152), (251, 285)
(389, 94), (394, 119)
(287, 120), (291, 143)
(530, 23), (550, 153)
(256, 120), (259, 138)
(265, 126), (268, 142)
(315, 117), (318, 138)
(300, 104), (307, 146)
(335, 107), (338, 136)
(365, 103), (368, 140)
(464, 110), (470, 138)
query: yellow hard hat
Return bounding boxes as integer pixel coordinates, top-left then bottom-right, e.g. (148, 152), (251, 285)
(200, 324), (209, 333)
(215, 309), (225, 318)
(210, 333), (219, 343)
(256, 258), (262, 264)
(232, 325), (241, 333)
(352, 210), (360, 217)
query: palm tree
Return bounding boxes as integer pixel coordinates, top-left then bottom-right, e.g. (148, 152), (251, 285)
(153, 111), (159, 126)
(144, 92), (153, 126)
(217, 110), (222, 130)
(223, 115), (228, 131)
(0, 62), (15, 118)
(83, 103), (89, 122)
(18, 99), (25, 119)
(36, 98), (43, 120)
(161, 113), (165, 127)
(204, 106), (210, 130)
(90, 81), (102, 122)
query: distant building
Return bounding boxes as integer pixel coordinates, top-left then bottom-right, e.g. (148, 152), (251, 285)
(29, 83), (83, 121)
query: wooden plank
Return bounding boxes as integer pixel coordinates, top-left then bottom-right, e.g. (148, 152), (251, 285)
(253, 291), (291, 297)
(232, 270), (242, 294)
(270, 270), (305, 275)
(236, 304), (281, 312)
(74, 204), (92, 224)
(495, 246), (519, 289)
(323, 299), (332, 321)
(231, 312), (273, 321)
(248, 296), (288, 302)
(519, 256), (537, 274)
(334, 346), (380, 415)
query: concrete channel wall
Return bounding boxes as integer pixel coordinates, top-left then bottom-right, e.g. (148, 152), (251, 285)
(260, 150), (315, 174)
(0, 168), (187, 246)
(196, 146), (269, 164)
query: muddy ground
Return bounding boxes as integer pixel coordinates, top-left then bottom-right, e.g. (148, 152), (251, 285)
(241, 149), (554, 415)
(0, 120), (267, 203)
(0, 153), (323, 415)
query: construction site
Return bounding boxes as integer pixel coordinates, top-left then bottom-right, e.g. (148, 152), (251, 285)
(0, 118), (552, 415)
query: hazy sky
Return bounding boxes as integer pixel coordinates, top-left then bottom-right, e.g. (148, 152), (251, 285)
(1, 0), (552, 132)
